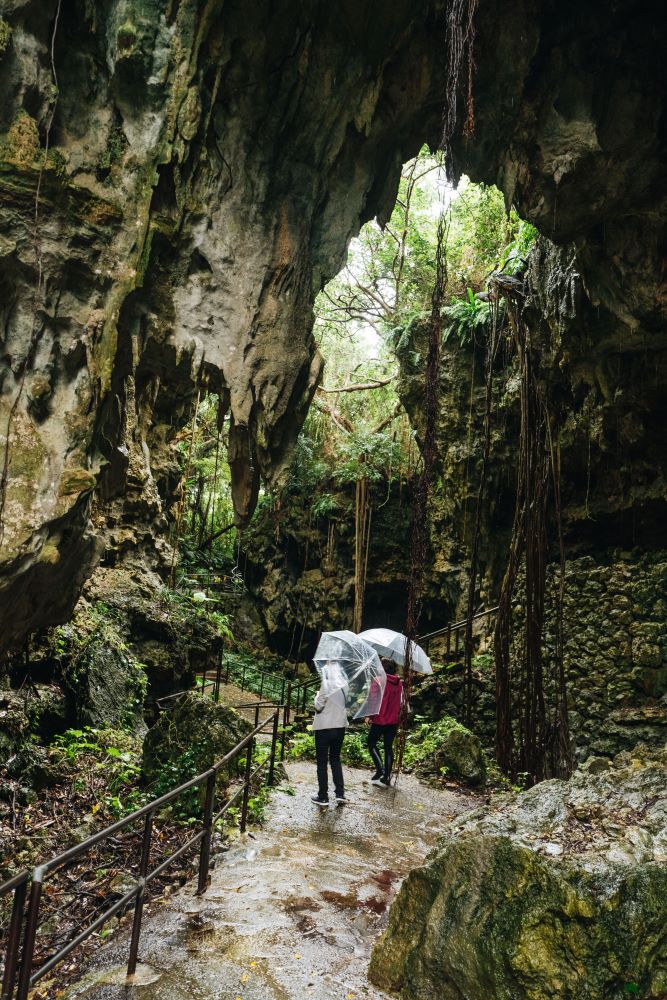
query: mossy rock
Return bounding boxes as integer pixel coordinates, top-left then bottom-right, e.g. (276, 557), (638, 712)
(0, 18), (12, 55)
(407, 716), (487, 786)
(0, 691), (28, 760)
(6, 111), (39, 166)
(370, 747), (667, 1000)
(141, 692), (251, 785)
(25, 685), (67, 741)
(6, 745), (69, 791)
(59, 623), (147, 731)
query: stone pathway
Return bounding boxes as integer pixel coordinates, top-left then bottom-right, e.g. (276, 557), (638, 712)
(64, 759), (476, 1000)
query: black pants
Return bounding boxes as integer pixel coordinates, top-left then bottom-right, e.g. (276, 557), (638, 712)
(368, 723), (398, 780)
(315, 728), (345, 800)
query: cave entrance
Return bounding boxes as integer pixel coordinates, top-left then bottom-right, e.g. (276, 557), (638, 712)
(171, 149), (534, 663)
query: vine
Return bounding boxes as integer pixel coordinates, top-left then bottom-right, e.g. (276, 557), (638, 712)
(493, 287), (571, 782)
(396, 0), (478, 781)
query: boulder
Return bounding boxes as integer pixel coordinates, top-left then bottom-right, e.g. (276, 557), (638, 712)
(408, 717), (487, 786)
(59, 625), (147, 731)
(141, 692), (251, 786)
(370, 744), (667, 1000)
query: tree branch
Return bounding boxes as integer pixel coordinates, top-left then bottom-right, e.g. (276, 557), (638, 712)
(317, 376), (394, 394)
(370, 401), (403, 435)
(199, 522), (236, 550)
(313, 397), (355, 434)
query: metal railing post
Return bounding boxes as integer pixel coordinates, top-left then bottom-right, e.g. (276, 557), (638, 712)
(127, 809), (154, 977)
(214, 648), (222, 703)
(280, 703), (288, 762)
(285, 682), (293, 725)
(196, 772), (216, 896)
(240, 738), (254, 833)
(16, 874), (43, 1000)
(241, 662), (246, 690)
(259, 673), (264, 699)
(280, 677), (286, 703)
(268, 710), (279, 786)
(446, 623), (451, 658)
(1, 878), (27, 1000)
(254, 703), (261, 727)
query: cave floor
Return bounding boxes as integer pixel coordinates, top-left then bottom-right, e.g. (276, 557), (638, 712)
(63, 761), (476, 1000)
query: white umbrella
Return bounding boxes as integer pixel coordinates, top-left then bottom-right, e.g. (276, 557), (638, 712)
(359, 628), (433, 675)
(313, 630), (386, 719)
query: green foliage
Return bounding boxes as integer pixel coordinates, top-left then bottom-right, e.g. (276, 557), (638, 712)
(311, 492), (340, 519)
(288, 727), (369, 766)
(0, 19), (12, 55)
(148, 747), (201, 819)
(443, 288), (493, 346)
(172, 393), (239, 583)
(207, 610), (234, 641)
(332, 429), (403, 488)
(499, 219), (538, 274)
(288, 730), (317, 760)
(96, 124), (126, 179)
(52, 727), (143, 816)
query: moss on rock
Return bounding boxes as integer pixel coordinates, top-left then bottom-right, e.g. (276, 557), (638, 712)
(141, 691), (251, 785)
(405, 716), (487, 786)
(5, 111), (39, 166)
(370, 745), (667, 999)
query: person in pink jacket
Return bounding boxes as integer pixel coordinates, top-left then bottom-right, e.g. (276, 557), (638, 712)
(367, 659), (403, 787)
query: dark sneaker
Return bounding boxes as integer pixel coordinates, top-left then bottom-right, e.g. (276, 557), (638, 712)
(380, 777), (391, 788)
(370, 772), (382, 782)
(311, 794), (329, 807)
(335, 795), (349, 805)
(370, 777), (386, 787)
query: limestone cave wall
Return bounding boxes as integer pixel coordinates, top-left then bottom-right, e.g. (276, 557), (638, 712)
(0, 0), (665, 663)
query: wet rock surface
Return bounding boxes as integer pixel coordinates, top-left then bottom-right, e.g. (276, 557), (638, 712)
(64, 762), (477, 1000)
(370, 744), (667, 1000)
(141, 691), (251, 784)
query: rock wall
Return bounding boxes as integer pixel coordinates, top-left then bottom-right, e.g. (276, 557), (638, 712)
(414, 551), (667, 761)
(0, 0), (449, 653)
(240, 480), (444, 658)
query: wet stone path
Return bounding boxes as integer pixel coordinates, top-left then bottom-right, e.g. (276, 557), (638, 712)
(66, 761), (476, 1000)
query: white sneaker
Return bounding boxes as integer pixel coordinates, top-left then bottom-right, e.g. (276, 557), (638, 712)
(335, 795), (349, 805)
(370, 778), (386, 787)
(311, 794), (329, 807)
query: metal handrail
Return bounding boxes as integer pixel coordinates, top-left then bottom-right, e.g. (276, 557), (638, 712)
(0, 872), (29, 1000)
(10, 709), (283, 1000)
(418, 605), (499, 644)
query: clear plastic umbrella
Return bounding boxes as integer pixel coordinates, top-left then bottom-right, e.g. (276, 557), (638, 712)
(359, 628), (433, 674)
(313, 630), (386, 719)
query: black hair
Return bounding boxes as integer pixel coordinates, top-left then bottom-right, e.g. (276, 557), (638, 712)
(381, 658), (398, 675)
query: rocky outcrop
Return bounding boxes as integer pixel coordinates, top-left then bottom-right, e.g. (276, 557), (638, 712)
(370, 744), (667, 1000)
(141, 691), (250, 786)
(0, 0), (449, 653)
(407, 716), (487, 786)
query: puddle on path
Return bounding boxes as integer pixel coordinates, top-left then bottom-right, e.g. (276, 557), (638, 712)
(65, 762), (477, 999)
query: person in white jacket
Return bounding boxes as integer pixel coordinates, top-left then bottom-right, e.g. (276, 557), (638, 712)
(311, 666), (349, 807)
